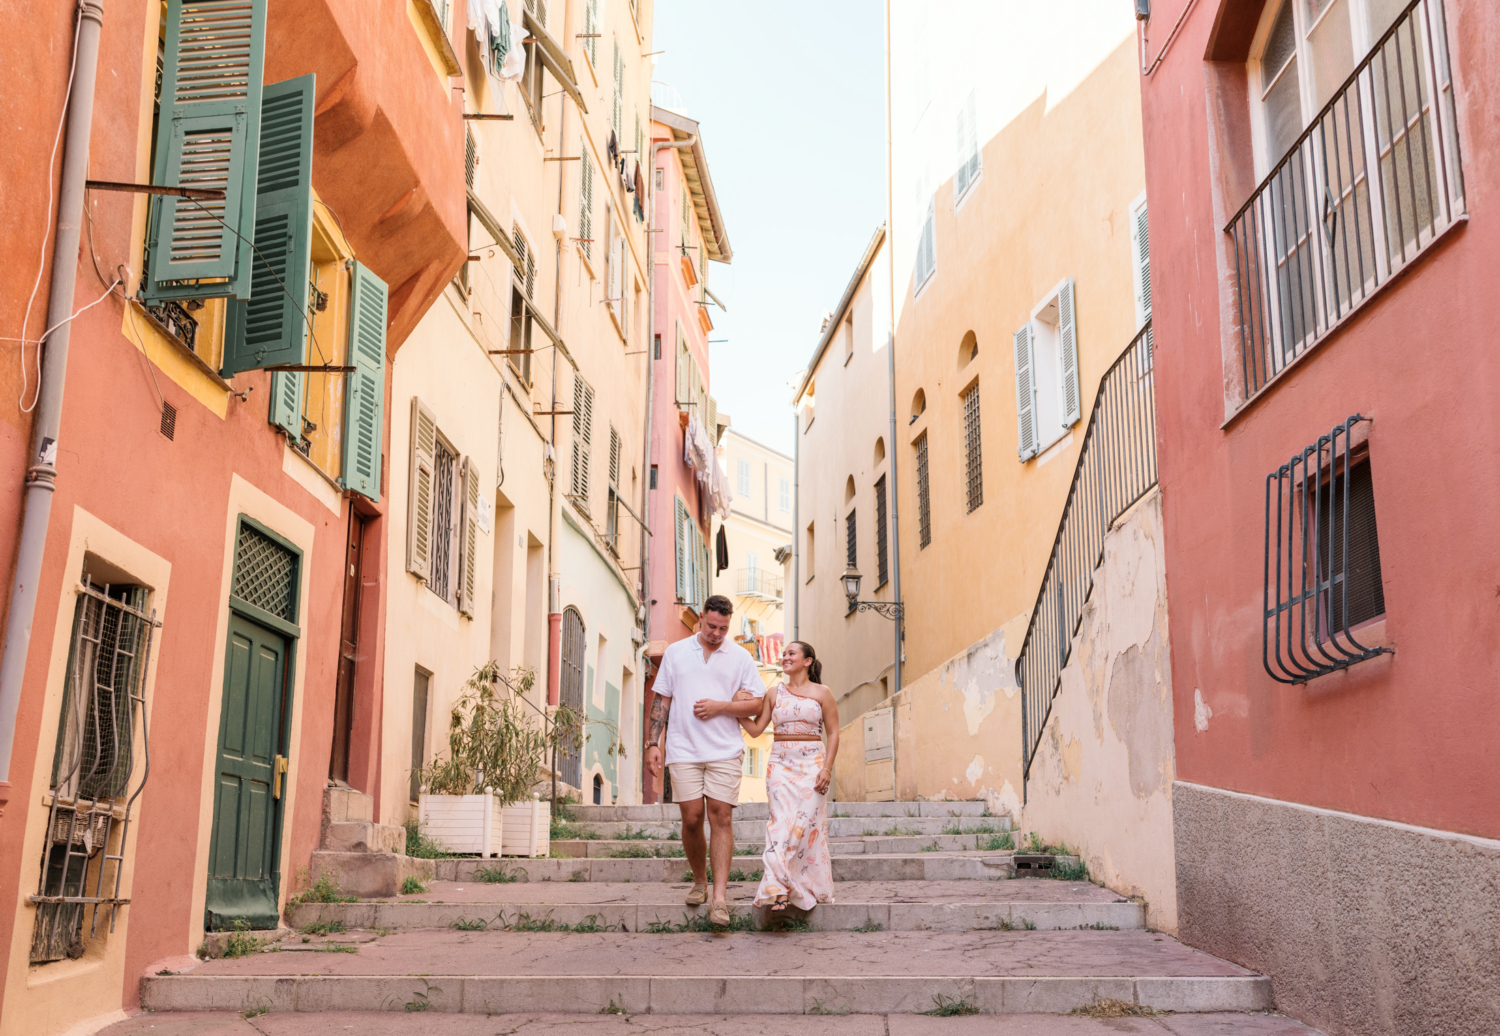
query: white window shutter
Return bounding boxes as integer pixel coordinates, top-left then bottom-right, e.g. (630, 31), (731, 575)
(1013, 324), (1038, 461)
(1058, 277), (1081, 426)
(457, 455), (480, 617)
(1132, 201), (1151, 326)
(407, 397), (438, 579)
(955, 90), (979, 201)
(915, 198), (936, 289)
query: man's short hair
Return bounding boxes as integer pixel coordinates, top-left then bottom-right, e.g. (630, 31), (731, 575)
(702, 594), (733, 617)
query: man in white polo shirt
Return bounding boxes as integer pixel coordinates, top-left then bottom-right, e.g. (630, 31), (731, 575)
(644, 594), (764, 926)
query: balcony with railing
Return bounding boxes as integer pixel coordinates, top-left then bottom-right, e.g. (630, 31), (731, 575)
(1227, 0), (1463, 404)
(736, 568), (783, 603)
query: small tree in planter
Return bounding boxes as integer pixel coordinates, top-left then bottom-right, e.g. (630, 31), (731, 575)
(415, 664), (580, 857)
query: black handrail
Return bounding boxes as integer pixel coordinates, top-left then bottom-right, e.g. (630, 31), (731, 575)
(1017, 324), (1157, 796)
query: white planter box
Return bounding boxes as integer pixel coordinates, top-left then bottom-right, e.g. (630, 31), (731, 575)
(501, 796), (550, 858)
(417, 790), (504, 857)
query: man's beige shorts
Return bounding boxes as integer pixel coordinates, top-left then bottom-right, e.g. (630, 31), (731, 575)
(668, 755), (743, 806)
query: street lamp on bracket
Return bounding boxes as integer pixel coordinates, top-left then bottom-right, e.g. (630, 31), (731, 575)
(841, 563), (904, 621)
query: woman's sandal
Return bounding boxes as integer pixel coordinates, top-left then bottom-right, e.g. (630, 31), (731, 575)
(770, 896), (789, 913)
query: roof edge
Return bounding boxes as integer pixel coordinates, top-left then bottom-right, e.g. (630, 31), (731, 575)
(793, 225), (887, 403)
(651, 105), (732, 263)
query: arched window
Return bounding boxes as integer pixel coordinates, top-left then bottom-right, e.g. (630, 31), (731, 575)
(910, 388), (926, 424)
(592, 772), (604, 805)
(958, 331), (978, 368)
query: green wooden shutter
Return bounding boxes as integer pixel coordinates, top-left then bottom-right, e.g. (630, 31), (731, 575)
(222, 73), (316, 377)
(268, 370), (302, 437)
(1013, 322), (1038, 460)
(1058, 277), (1080, 426)
(584, 0), (597, 65)
(341, 261), (388, 501)
(144, 0), (268, 302)
(407, 398), (437, 581)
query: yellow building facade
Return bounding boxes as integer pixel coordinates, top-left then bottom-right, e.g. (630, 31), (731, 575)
(830, 3), (1149, 818)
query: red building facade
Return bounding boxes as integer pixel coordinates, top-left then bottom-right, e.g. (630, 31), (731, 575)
(0, 0), (463, 1028)
(1139, 0), (1500, 1032)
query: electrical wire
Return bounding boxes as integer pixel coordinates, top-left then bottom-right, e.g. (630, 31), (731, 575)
(18, 3), (84, 412)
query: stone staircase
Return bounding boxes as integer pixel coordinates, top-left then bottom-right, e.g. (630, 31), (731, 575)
(138, 800), (1281, 1021)
(307, 785), (433, 898)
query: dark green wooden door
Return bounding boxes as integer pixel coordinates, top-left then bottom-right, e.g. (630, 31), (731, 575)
(206, 614), (287, 930)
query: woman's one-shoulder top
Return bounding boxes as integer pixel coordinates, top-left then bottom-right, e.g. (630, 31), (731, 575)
(772, 685), (824, 736)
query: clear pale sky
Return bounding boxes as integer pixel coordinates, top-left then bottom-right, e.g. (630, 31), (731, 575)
(650, 0), (887, 456)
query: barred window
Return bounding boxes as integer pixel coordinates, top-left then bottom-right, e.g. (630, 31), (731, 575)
(875, 475), (889, 587)
(845, 509), (857, 613)
(963, 382), (982, 512)
(1263, 415), (1388, 683)
(915, 433), (931, 548)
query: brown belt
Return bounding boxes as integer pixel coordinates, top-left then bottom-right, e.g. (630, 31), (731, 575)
(773, 734), (823, 741)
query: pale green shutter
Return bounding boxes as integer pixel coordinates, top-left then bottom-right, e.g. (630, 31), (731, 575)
(407, 398), (437, 581)
(675, 498), (688, 600)
(457, 456), (480, 617)
(584, 0), (597, 65)
(611, 41), (623, 139)
(579, 147), (594, 261)
(1058, 277), (1080, 426)
(222, 74), (316, 376)
(268, 370), (302, 437)
(341, 261), (388, 501)
(144, 0), (268, 302)
(1013, 323), (1038, 460)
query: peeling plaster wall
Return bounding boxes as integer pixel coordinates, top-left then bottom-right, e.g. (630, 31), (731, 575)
(834, 616), (1025, 819)
(1021, 491), (1175, 932)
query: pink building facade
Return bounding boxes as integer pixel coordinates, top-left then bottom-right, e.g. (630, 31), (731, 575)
(641, 105), (731, 803)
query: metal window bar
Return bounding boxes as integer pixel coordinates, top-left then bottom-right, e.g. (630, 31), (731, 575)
(875, 475), (889, 587)
(736, 568), (784, 602)
(1263, 415), (1389, 683)
(31, 579), (158, 963)
(1227, 0), (1463, 403)
(431, 441), (457, 601)
(1018, 323), (1156, 793)
(915, 433), (932, 548)
(963, 382), (982, 512)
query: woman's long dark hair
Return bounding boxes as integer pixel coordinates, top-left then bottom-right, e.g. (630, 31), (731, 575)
(790, 641), (822, 684)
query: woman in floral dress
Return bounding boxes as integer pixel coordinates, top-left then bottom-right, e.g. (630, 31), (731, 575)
(740, 641), (840, 913)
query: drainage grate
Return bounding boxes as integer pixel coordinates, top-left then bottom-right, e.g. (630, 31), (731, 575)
(1013, 854), (1054, 876)
(230, 524), (298, 621)
(159, 401), (176, 440)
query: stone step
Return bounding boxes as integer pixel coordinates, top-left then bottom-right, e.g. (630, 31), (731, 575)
(566, 816), (1008, 841)
(285, 879), (1143, 933)
(141, 929), (1271, 1015)
(324, 786), (374, 824)
(419, 852), (1034, 883)
(565, 800), (991, 823)
(551, 832), (1016, 858)
(321, 821), (405, 855)
(308, 852), (433, 899)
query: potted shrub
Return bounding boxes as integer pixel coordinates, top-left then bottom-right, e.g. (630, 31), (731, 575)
(415, 664), (582, 858)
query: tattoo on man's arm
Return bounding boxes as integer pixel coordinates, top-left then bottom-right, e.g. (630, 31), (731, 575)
(649, 695), (670, 745)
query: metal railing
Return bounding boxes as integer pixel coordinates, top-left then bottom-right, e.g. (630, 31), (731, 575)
(736, 568), (783, 602)
(1018, 324), (1156, 791)
(1227, 0), (1463, 402)
(1263, 415), (1390, 683)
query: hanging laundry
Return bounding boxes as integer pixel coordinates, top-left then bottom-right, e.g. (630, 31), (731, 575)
(716, 524), (729, 575)
(763, 634), (784, 668)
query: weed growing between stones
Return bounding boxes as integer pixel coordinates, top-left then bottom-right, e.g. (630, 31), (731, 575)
(508, 911), (612, 933)
(810, 999), (851, 1015)
(643, 912), (755, 933)
(400, 876), (429, 895)
(451, 917), (490, 930)
(1053, 858), (1089, 881)
(241, 1000), (271, 1019)
(1070, 998), (1162, 1018)
(655, 843), (686, 857)
(862, 829), (878, 836)
(290, 873), (358, 905)
(298, 919), (346, 936)
(920, 842), (940, 852)
(316, 943), (360, 953)
(1022, 918), (1038, 930)
(923, 994), (979, 1016)
(475, 864), (522, 883)
(775, 916), (815, 933)
(568, 872), (585, 882)
(218, 920), (263, 958)
(608, 845), (654, 858)
(852, 918), (886, 932)
(551, 820), (602, 840)
(980, 831), (1015, 851)
(616, 827), (654, 840)
(883, 825), (919, 836)
(404, 821), (454, 858)
(600, 998), (629, 1015)
(679, 867), (763, 883)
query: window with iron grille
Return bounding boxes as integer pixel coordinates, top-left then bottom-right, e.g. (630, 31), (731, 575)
(508, 287), (533, 385)
(875, 475), (889, 587)
(962, 382), (983, 512)
(32, 570), (157, 964)
(1264, 415), (1389, 683)
(845, 510), (857, 613)
(915, 432), (932, 547)
(430, 439), (457, 602)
